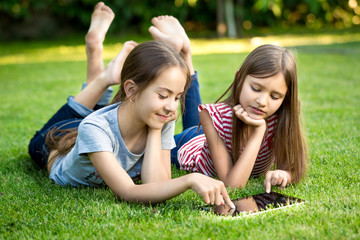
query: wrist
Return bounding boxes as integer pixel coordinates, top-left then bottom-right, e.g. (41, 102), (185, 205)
(147, 126), (162, 137)
(184, 173), (196, 190)
(253, 123), (267, 133)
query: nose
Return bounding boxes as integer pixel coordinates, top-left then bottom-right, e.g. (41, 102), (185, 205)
(256, 94), (267, 107)
(164, 99), (178, 113)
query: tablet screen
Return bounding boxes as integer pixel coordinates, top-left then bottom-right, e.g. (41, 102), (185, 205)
(200, 192), (305, 217)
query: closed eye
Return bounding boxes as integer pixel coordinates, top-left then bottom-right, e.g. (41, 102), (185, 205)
(158, 94), (167, 99)
(251, 85), (260, 92)
(175, 94), (182, 101)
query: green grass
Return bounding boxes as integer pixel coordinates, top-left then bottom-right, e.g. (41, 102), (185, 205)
(1, 31), (359, 239)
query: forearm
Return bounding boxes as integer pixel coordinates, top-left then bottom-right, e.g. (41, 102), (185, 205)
(225, 126), (266, 188)
(141, 128), (170, 183)
(90, 151), (188, 204)
(119, 174), (192, 203)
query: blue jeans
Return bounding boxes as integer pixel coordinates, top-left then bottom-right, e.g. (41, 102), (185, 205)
(28, 84), (113, 168)
(171, 72), (204, 168)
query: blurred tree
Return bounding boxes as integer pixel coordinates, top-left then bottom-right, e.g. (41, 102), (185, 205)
(216, 0), (226, 37)
(217, 0), (237, 38)
(235, 0), (245, 37)
(0, 0), (359, 40)
(224, 0), (237, 37)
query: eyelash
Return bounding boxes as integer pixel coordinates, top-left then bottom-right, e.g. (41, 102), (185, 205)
(251, 86), (280, 100)
(158, 94), (167, 99)
(251, 86), (260, 92)
(159, 94), (181, 101)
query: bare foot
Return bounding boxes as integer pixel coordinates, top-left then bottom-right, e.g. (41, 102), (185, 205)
(85, 2), (115, 84)
(85, 2), (114, 47)
(100, 41), (138, 86)
(148, 15), (190, 54)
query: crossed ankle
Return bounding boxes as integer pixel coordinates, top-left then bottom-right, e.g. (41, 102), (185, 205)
(85, 31), (105, 46)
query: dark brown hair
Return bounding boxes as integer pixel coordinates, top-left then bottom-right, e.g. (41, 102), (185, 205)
(217, 44), (308, 182)
(112, 40), (190, 104)
(46, 41), (191, 159)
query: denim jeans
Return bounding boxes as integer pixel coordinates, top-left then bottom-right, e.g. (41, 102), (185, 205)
(28, 84), (112, 168)
(170, 72), (204, 167)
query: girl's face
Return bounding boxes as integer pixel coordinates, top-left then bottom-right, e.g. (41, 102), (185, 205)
(239, 73), (288, 120)
(134, 67), (187, 129)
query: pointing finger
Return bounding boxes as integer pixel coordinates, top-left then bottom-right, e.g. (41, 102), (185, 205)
(264, 177), (271, 193)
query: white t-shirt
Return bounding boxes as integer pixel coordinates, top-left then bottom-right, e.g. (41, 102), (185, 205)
(49, 103), (176, 187)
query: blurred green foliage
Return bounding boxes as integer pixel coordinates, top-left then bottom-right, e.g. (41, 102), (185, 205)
(0, 0), (359, 40)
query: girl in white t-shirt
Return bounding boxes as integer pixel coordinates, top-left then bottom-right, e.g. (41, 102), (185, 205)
(29, 2), (234, 208)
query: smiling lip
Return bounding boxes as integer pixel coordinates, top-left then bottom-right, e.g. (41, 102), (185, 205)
(250, 106), (265, 115)
(157, 114), (170, 121)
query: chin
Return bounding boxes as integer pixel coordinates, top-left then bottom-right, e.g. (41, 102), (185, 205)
(248, 114), (265, 120)
(148, 122), (164, 130)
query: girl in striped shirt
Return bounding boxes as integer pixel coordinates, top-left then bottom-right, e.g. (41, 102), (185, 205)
(151, 16), (308, 193)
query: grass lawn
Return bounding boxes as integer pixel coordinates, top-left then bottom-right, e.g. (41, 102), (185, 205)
(0, 31), (359, 239)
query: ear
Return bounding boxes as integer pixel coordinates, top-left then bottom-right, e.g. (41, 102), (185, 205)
(123, 79), (138, 100)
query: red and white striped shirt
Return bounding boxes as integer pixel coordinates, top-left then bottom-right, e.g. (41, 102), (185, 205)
(178, 103), (277, 178)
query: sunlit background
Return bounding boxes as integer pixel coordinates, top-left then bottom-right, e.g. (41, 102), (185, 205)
(0, 0), (359, 40)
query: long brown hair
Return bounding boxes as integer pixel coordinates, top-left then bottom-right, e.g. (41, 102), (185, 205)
(217, 44), (308, 182)
(46, 41), (191, 159)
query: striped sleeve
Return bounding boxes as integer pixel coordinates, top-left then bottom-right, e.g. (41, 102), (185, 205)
(198, 103), (233, 151)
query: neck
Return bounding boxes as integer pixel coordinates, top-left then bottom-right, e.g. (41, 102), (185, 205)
(117, 102), (147, 154)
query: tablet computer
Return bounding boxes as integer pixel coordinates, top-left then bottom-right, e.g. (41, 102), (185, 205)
(199, 192), (305, 217)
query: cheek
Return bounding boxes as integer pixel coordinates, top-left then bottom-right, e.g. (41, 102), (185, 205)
(146, 98), (164, 111)
(239, 88), (251, 105)
(270, 101), (284, 114)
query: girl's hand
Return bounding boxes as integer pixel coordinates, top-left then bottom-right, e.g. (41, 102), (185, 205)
(264, 170), (292, 193)
(233, 105), (266, 127)
(189, 173), (235, 209)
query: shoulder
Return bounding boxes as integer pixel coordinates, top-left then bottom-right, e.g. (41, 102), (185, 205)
(199, 103), (233, 137)
(199, 103), (232, 117)
(160, 120), (175, 138)
(161, 120), (176, 149)
(79, 103), (120, 131)
(77, 103), (121, 143)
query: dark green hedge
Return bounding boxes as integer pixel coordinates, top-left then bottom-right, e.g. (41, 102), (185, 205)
(1, 0), (358, 40)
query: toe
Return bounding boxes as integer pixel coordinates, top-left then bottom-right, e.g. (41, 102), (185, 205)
(94, 2), (105, 10)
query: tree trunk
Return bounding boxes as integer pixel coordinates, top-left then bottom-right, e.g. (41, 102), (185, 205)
(235, 0), (244, 38)
(216, 0), (226, 37)
(224, 0), (237, 38)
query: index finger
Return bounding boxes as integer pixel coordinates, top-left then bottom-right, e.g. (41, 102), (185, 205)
(264, 176), (272, 193)
(233, 104), (242, 111)
(224, 197), (235, 209)
(220, 186), (236, 209)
